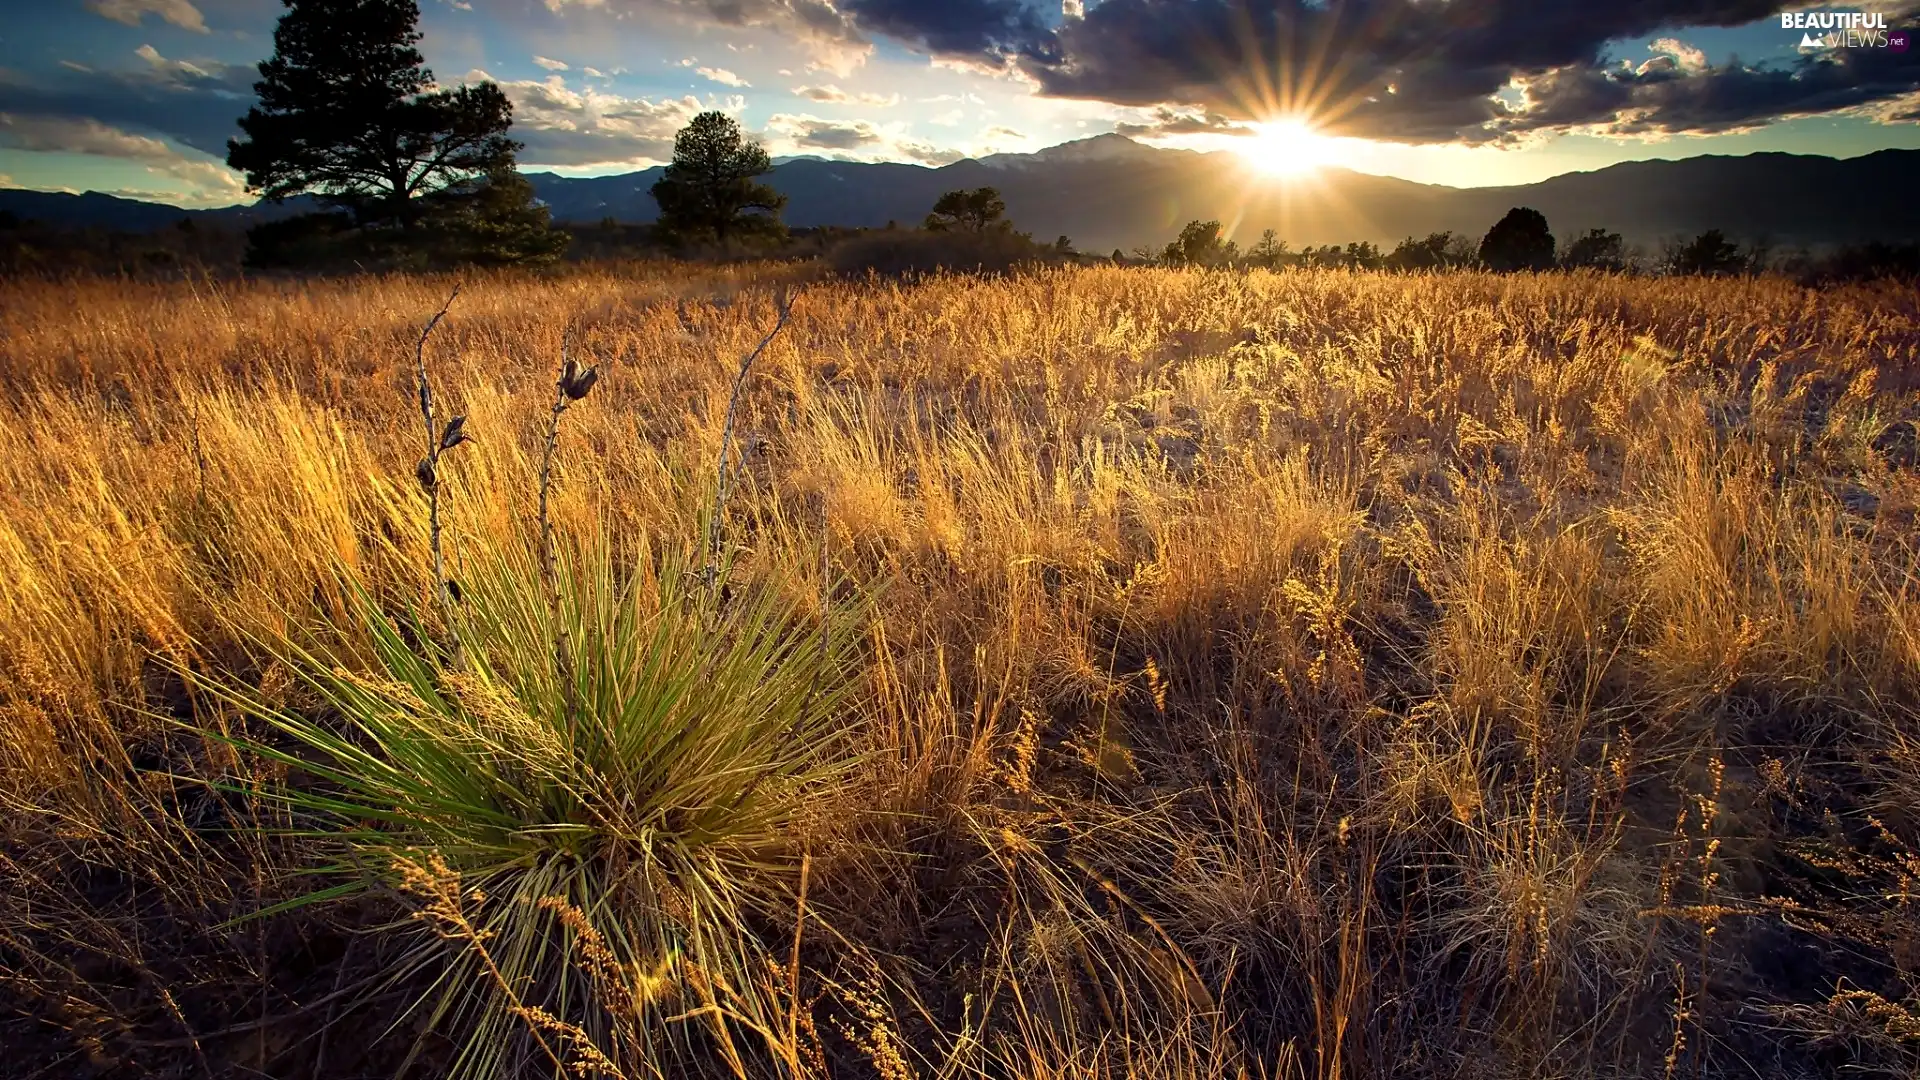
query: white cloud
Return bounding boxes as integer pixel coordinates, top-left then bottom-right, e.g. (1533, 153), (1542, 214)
(473, 73), (740, 167)
(0, 113), (246, 205)
(533, 55), (571, 71)
(582, 66), (605, 78)
(697, 66), (751, 87)
(134, 44), (212, 80)
(1646, 38), (1708, 75)
(762, 112), (961, 165)
(791, 84), (898, 106)
(85, 0), (207, 33)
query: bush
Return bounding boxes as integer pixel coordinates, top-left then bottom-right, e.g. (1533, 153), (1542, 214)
(194, 537), (862, 1078)
(823, 226), (1056, 279)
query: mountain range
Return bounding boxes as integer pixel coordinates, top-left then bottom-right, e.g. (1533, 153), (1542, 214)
(4, 134), (1916, 254)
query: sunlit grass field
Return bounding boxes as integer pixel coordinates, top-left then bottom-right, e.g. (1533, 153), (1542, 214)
(3, 264), (1920, 1078)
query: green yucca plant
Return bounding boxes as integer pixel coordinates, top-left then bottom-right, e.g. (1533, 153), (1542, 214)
(192, 531), (864, 1079)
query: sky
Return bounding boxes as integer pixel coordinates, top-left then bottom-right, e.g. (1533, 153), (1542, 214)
(1, 0), (1917, 208)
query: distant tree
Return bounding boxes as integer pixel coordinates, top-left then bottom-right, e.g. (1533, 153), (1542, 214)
(1111, 248), (1126, 263)
(227, 0), (518, 231)
(650, 111), (787, 244)
(1164, 219), (1232, 266)
(1666, 229), (1746, 276)
(1053, 235), (1074, 253)
(1249, 228), (1290, 269)
(1387, 232), (1473, 271)
(1344, 241), (1383, 270)
(1560, 227), (1626, 271)
(925, 187), (1009, 232)
(425, 167), (569, 265)
(1478, 207), (1556, 272)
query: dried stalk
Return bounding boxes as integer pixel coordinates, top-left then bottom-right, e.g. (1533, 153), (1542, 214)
(538, 330), (600, 722)
(703, 289), (799, 594)
(411, 286), (462, 646)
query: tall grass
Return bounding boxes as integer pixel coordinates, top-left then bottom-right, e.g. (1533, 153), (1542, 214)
(2, 263), (1918, 1077)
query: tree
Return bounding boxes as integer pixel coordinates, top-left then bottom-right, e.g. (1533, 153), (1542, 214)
(227, 0), (519, 231)
(1560, 227), (1626, 271)
(650, 112), (786, 245)
(1666, 229), (1746, 276)
(1163, 220), (1231, 266)
(1478, 207), (1555, 272)
(1388, 232), (1473, 271)
(425, 167), (569, 265)
(1249, 228), (1291, 269)
(925, 188), (1008, 232)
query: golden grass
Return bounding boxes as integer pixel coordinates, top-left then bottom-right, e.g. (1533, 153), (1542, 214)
(4, 263), (1920, 1077)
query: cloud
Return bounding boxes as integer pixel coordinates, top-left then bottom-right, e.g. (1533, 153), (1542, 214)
(1513, 44), (1920, 138)
(836, 0), (1049, 62)
(697, 66), (751, 87)
(825, 0), (1920, 144)
(791, 84), (901, 105)
(85, 0), (208, 33)
(534, 56), (571, 71)
(1647, 38), (1709, 75)
(761, 111), (962, 163)
(549, 1), (872, 70)
(0, 113), (246, 205)
(135, 43), (213, 80)
(0, 47), (256, 159)
(766, 112), (885, 149)
(474, 71), (734, 166)
(1111, 105), (1249, 138)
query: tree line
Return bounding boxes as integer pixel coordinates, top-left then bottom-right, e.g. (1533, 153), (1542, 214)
(1125, 209), (1851, 278)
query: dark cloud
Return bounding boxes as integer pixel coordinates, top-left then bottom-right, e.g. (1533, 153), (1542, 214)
(1021, 0), (1802, 141)
(832, 0), (1920, 143)
(839, 0), (1050, 60)
(0, 46), (255, 157)
(1518, 45), (1920, 136)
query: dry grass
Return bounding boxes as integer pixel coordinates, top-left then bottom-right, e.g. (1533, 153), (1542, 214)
(4, 262), (1920, 1078)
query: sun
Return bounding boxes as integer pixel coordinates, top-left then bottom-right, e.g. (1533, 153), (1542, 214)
(1240, 119), (1336, 177)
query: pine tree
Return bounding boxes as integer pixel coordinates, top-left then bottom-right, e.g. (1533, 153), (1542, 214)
(650, 112), (786, 245)
(227, 0), (518, 230)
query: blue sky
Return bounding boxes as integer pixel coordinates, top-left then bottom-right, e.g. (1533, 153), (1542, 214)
(1, 0), (1917, 207)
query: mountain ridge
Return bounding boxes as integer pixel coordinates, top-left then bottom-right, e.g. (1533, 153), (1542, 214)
(5, 136), (1916, 253)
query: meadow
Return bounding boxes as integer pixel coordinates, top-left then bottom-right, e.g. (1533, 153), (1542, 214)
(2, 263), (1919, 1079)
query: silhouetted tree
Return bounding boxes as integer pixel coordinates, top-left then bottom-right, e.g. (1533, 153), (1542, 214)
(1478, 207), (1555, 272)
(1387, 232), (1473, 271)
(1560, 227), (1626, 270)
(1164, 220), (1232, 266)
(227, 0), (518, 231)
(925, 188), (1008, 232)
(650, 112), (786, 244)
(1249, 228), (1291, 269)
(1666, 229), (1746, 276)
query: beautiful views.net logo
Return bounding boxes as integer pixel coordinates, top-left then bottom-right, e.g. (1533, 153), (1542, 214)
(1782, 10), (1910, 51)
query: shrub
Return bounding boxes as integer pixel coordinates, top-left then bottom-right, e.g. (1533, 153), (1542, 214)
(193, 537), (863, 1078)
